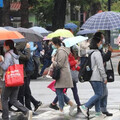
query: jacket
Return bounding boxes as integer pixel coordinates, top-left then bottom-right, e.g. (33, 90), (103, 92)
(53, 46), (73, 88)
(16, 42), (31, 77)
(68, 53), (80, 71)
(0, 50), (19, 81)
(88, 50), (107, 82)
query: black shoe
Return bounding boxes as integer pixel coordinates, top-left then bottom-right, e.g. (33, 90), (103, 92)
(77, 106), (81, 113)
(49, 103), (59, 110)
(102, 112), (113, 116)
(33, 111), (39, 116)
(34, 101), (42, 111)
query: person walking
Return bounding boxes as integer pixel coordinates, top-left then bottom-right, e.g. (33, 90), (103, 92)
(51, 37), (76, 115)
(80, 36), (107, 118)
(0, 40), (32, 120)
(68, 46), (81, 112)
(93, 32), (113, 116)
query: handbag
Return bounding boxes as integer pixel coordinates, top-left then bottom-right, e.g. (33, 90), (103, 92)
(70, 70), (79, 83)
(52, 66), (61, 81)
(106, 59), (114, 82)
(118, 61), (120, 75)
(5, 53), (24, 87)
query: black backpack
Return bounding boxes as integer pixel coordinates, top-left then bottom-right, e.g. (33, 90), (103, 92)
(78, 51), (94, 82)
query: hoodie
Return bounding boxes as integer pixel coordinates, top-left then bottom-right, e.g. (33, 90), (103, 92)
(0, 50), (19, 81)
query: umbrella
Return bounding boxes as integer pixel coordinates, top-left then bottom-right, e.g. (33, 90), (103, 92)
(30, 26), (50, 36)
(5, 27), (43, 42)
(0, 31), (24, 40)
(81, 11), (120, 30)
(0, 27), (8, 31)
(65, 23), (78, 32)
(46, 29), (74, 39)
(76, 29), (97, 35)
(63, 36), (88, 47)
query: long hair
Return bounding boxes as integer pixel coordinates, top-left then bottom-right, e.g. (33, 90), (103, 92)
(4, 40), (18, 55)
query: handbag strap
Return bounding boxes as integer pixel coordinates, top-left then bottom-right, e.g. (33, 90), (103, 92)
(109, 59), (114, 71)
(8, 52), (15, 65)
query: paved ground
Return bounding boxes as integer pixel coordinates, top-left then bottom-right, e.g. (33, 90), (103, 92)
(0, 52), (120, 120)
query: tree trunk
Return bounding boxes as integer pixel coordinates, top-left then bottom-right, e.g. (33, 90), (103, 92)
(0, 8), (3, 26)
(20, 0), (29, 28)
(2, 0), (11, 26)
(90, 2), (101, 16)
(52, 0), (66, 31)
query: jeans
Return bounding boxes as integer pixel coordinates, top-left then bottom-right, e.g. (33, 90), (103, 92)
(71, 82), (81, 106)
(2, 82), (28, 120)
(56, 88), (70, 110)
(85, 81), (103, 112)
(40, 59), (51, 76)
(100, 83), (108, 112)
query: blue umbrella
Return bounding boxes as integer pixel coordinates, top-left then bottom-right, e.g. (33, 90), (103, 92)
(64, 23), (78, 32)
(63, 36), (88, 47)
(76, 29), (97, 35)
(81, 11), (120, 30)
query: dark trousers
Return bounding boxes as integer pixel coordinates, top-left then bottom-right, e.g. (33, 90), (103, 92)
(71, 82), (81, 106)
(18, 76), (39, 110)
(40, 59), (51, 75)
(2, 82), (28, 120)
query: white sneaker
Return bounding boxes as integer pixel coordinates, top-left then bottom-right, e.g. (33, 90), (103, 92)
(26, 110), (32, 120)
(80, 105), (88, 117)
(46, 75), (52, 79)
(69, 104), (77, 116)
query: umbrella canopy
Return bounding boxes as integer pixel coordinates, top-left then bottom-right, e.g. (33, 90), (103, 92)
(77, 29), (97, 35)
(63, 36), (88, 47)
(0, 27), (8, 31)
(5, 27), (43, 42)
(0, 30), (24, 40)
(81, 11), (120, 30)
(46, 29), (74, 39)
(65, 23), (78, 32)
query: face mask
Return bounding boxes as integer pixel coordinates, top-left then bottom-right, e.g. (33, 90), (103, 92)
(102, 38), (105, 44)
(3, 47), (7, 53)
(98, 44), (103, 50)
(52, 45), (56, 50)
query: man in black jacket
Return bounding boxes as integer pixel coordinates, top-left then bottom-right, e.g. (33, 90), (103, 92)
(16, 42), (42, 112)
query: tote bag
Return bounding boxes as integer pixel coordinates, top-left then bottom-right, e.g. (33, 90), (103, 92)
(5, 64), (24, 87)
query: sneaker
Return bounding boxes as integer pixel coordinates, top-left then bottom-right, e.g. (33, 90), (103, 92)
(80, 105), (88, 117)
(34, 101), (42, 111)
(92, 112), (106, 120)
(46, 75), (52, 79)
(26, 110), (32, 120)
(49, 103), (59, 110)
(69, 104), (77, 116)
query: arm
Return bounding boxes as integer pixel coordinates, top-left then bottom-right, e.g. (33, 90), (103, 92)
(103, 51), (111, 62)
(18, 48), (31, 61)
(53, 50), (66, 68)
(94, 51), (107, 81)
(0, 53), (11, 71)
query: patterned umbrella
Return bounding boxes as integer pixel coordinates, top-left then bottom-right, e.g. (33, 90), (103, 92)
(76, 29), (97, 35)
(81, 11), (120, 30)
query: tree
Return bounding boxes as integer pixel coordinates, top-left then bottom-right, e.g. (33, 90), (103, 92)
(2, 0), (11, 26)
(52, 0), (66, 31)
(20, 0), (29, 28)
